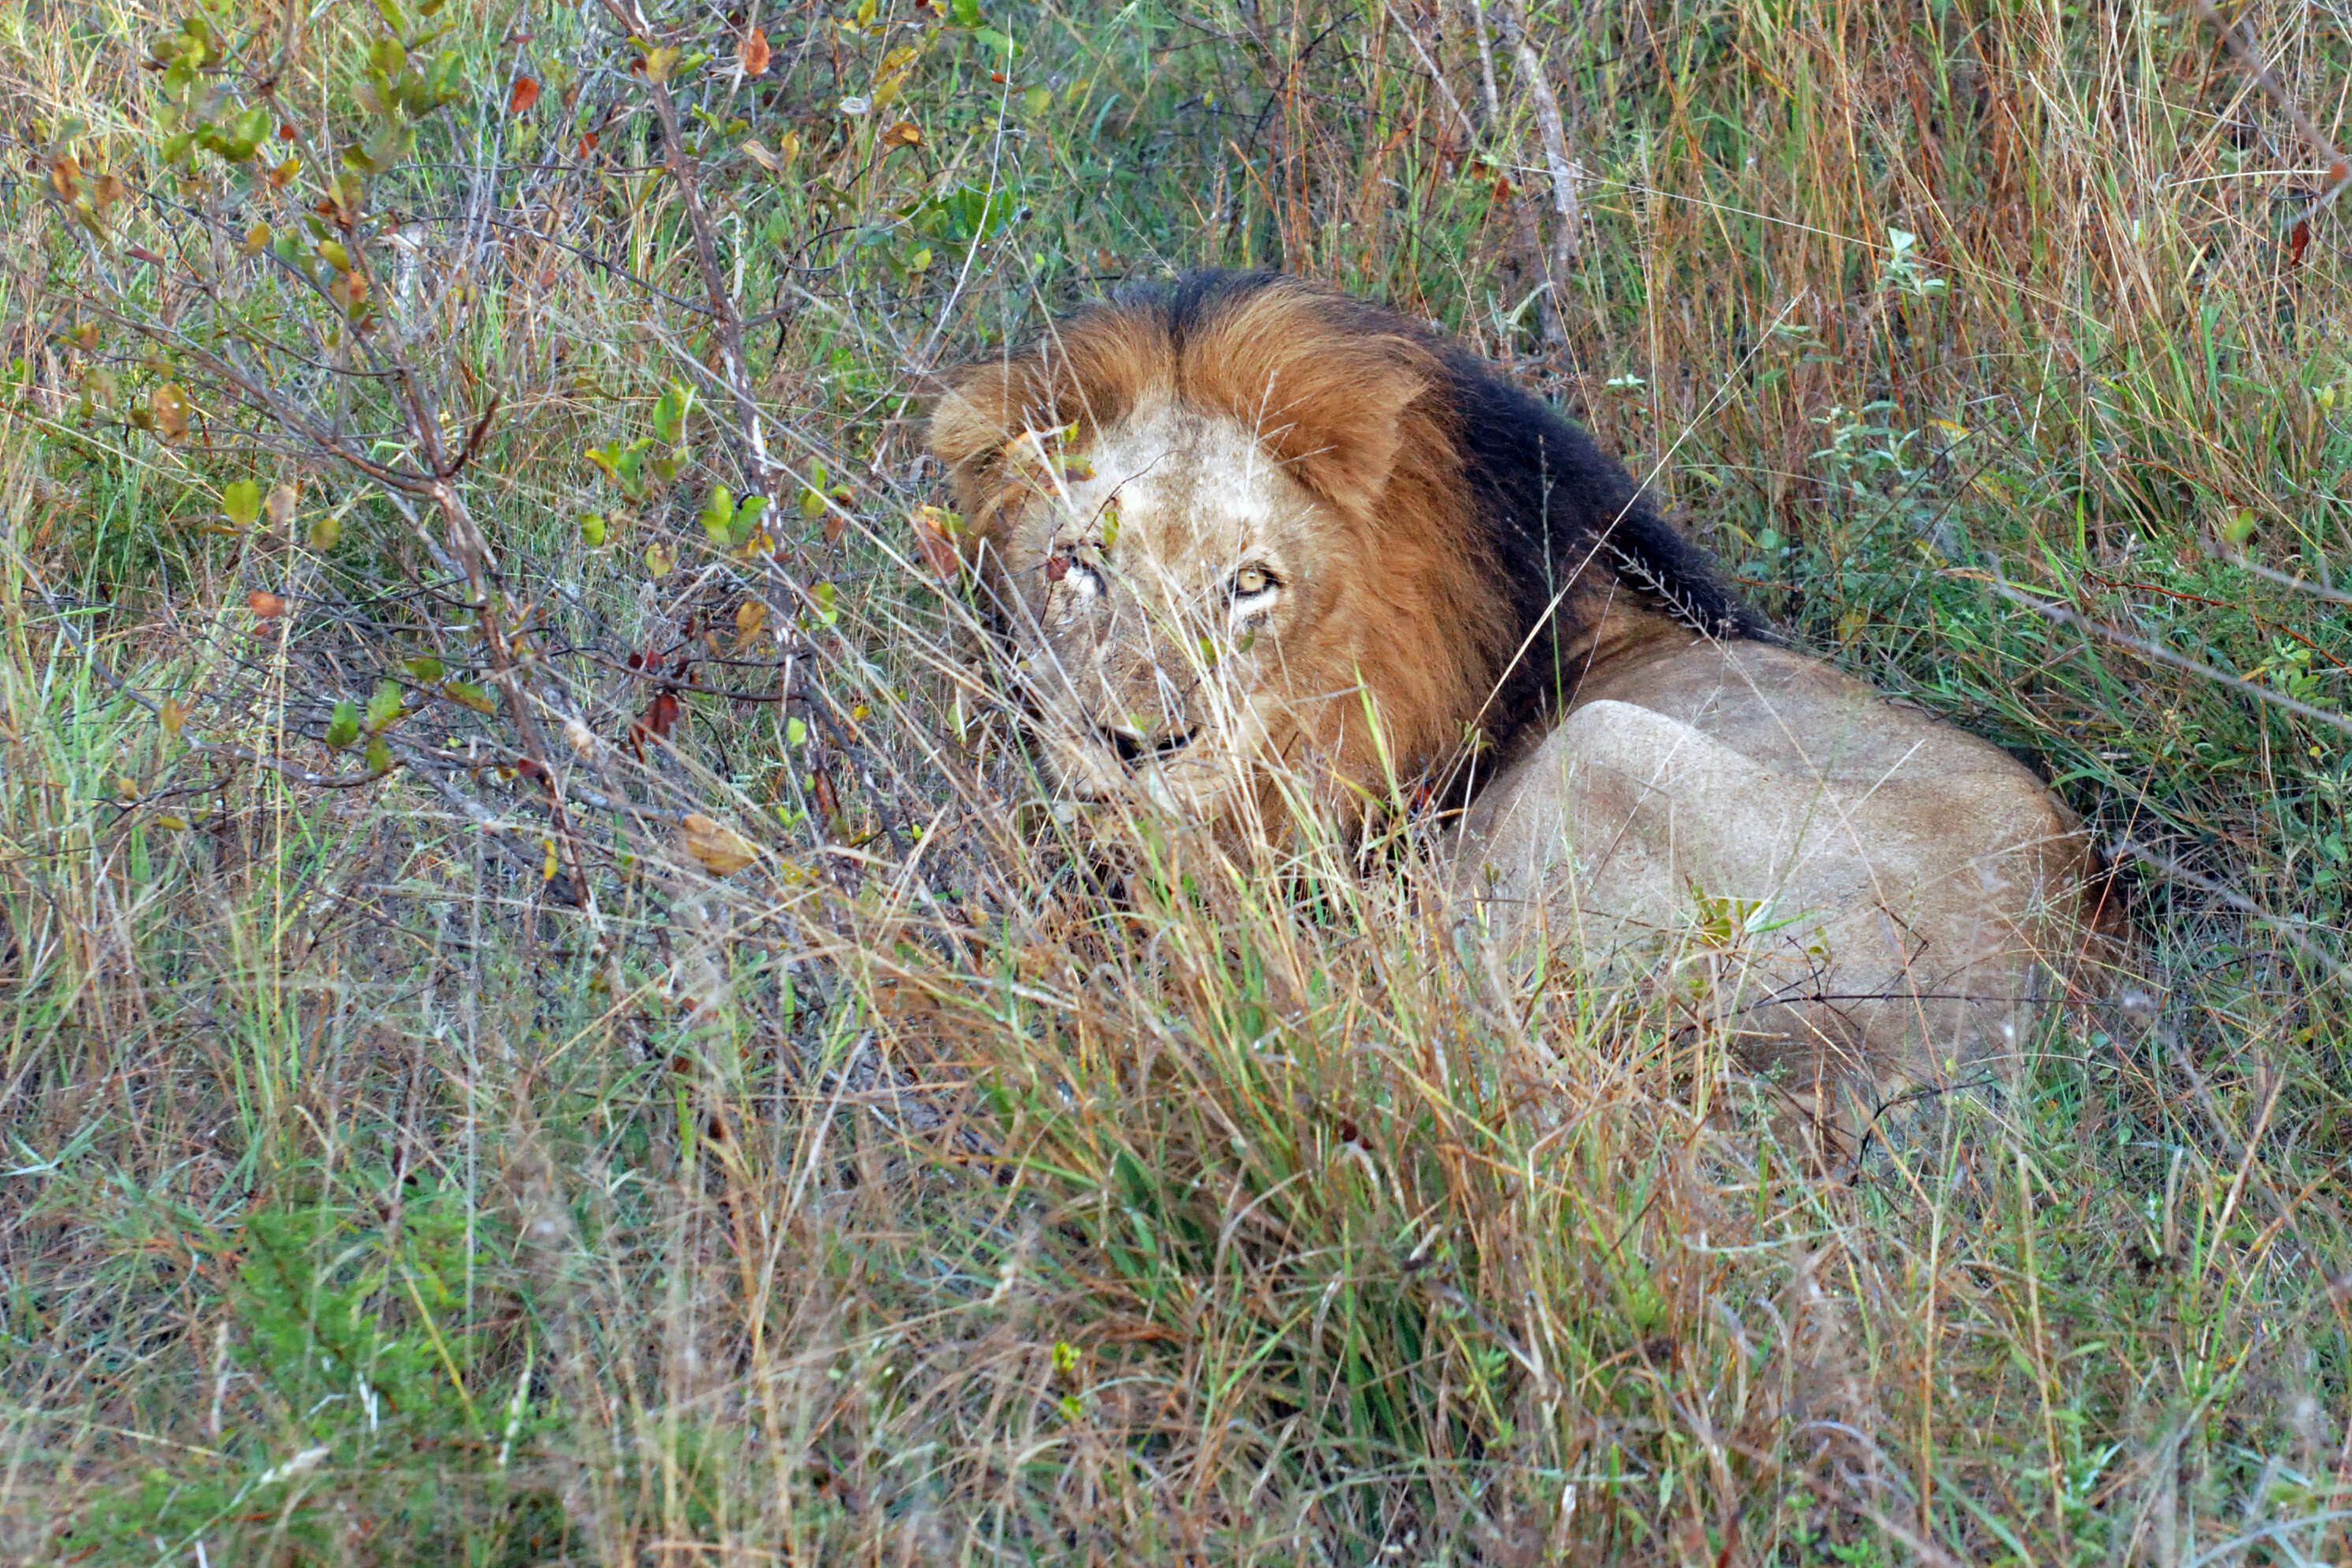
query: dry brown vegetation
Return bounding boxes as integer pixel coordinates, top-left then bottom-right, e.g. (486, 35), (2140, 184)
(2, 0), (2350, 1562)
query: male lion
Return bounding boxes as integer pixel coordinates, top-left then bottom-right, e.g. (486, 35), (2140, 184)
(928, 271), (2095, 1127)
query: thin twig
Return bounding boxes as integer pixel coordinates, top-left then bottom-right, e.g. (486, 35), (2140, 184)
(1963, 569), (2352, 736)
(2107, 837), (2348, 985)
(599, 0), (778, 491)
(2188, 0), (2352, 218)
(1505, 1), (1581, 268)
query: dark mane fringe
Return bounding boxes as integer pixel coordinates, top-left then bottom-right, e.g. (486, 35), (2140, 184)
(1435, 330), (1774, 758)
(929, 269), (1768, 790)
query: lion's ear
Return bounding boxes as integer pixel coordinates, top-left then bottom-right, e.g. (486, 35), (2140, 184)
(925, 362), (1024, 476)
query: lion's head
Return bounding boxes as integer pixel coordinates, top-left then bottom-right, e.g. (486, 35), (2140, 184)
(926, 272), (1759, 828)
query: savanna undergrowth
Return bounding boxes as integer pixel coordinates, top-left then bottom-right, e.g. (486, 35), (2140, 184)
(2, 0), (2349, 1562)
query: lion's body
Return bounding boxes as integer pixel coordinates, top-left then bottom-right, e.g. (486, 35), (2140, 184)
(1454, 610), (2093, 1115)
(930, 271), (2095, 1111)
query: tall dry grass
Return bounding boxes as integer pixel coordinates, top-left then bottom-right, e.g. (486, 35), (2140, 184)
(2, 0), (2348, 1562)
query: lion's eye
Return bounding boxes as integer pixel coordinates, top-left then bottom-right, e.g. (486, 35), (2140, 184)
(1231, 565), (1277, 599)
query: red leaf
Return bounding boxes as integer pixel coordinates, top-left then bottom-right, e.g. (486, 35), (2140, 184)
(2288, 218), (2312, 269)
(126, 246), (163, 265)
(740, 27), (771, 77)
(247, 591), (286, 618)
(507, 76), (541, 114)
(918, 530), (960, 579)
(628, 689), (681, 759)
(811, 762), (842, 834)
(278, 122), (296, 141)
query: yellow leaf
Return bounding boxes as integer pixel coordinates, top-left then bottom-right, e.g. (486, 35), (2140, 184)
(872, 44), (920, 109)
(734, 598), (769, 649)
(542, 838), (560, 881)
(159, 698), (187, 735)
(681, 812), (759, 875)
(442, 680), (497, 715)
(151, 383), (189, 442)
(645, 539), (677, 577)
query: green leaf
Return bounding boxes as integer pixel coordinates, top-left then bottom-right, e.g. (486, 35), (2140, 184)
(364, 735), (393, 773)
(651, 382), (693, 446)
(786, 716), (808, 745)
(732, 494), (769, 547)
(909, 182), (1020, 245)
(812, 581), (838, 627)
(580, 513), (607, 547)
(699, 483), (736, 543)
(424, 51), (465, 106)
(325, 700), (360, 749)
(403, 655), (446, 681)
(950, 0), (983, 25)
(222, 479), (262, 530)
(362, 122), (410, 172)
(444, 681), (495, 715)
(364, 679), (404, 733)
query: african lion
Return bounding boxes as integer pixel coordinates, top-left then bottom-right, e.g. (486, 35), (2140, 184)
(928, 271), (2096, 1126)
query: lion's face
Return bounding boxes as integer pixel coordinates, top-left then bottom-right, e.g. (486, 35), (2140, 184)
(929, 274), (1517, 831)
(987, 402), (1347, 819)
